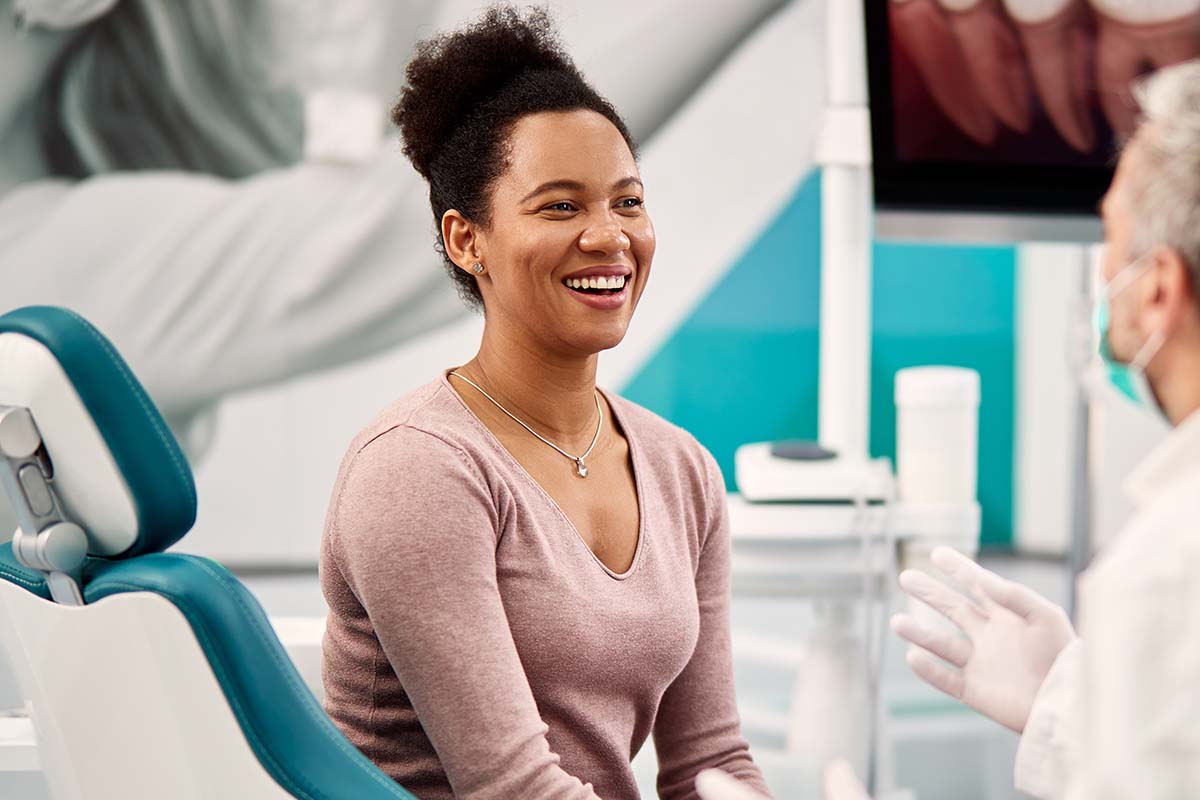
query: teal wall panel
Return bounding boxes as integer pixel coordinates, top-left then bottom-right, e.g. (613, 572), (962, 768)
(870, 242), (1015, 546)
(622, 173), (1017, 546)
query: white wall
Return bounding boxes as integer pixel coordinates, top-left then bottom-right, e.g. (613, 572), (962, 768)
(1014, 244), (1087, 554)
(1014, 243), (1171, 558)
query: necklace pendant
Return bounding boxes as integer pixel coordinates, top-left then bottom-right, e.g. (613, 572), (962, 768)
(575, 458), (589, 478)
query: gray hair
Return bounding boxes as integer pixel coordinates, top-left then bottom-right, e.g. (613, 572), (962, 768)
(1125, 60), (1200, 287)
(36, 0), (302, 179)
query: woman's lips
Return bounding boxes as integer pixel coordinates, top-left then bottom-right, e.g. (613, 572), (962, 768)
(562, 281), (630, 310)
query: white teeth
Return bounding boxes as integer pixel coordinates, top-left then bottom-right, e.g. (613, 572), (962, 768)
(564, 275), (628, 290)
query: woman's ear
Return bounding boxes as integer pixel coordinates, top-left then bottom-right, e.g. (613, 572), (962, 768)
(442, 209), (483, 275)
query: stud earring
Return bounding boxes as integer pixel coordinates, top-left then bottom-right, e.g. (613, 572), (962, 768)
(472, 263), (485, 274)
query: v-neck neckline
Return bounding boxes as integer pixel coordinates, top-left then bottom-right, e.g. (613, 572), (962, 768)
(440, 370), (647, 581)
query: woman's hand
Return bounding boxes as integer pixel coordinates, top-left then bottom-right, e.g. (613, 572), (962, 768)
(892, 546), (1077, 733)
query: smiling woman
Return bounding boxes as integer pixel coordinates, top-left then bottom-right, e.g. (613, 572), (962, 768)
(319, 7), (770, 800)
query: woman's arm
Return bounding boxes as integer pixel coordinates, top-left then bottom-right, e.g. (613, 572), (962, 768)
(326, 425), (601, 800)
(652, 452), (771, 800)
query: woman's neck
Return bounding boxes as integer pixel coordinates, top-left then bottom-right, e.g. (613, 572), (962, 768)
(457, 323), (601, 448)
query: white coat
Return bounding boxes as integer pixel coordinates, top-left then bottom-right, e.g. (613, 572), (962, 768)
(1016, 410), (1200, 799)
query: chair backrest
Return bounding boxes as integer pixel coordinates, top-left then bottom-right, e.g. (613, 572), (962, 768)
(0, 579), (293, 800)
(0, 307), (415, 800)
(0, 306), (196, 559)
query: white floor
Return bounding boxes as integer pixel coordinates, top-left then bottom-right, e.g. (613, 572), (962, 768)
(1, 554), (1063, 799)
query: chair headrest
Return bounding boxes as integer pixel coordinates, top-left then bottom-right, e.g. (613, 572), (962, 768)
(0, 307), (196, 557)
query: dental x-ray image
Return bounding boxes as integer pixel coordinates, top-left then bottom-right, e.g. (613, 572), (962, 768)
(887, 0), (1200, 159)
(868, 0), (1200, 215)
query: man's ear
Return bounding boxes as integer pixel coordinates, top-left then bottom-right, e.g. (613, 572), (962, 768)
(442, 209), (483, 275)
(1147, 246), (1195, 336)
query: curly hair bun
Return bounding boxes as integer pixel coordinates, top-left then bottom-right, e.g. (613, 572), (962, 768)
(395, 6), (577, 180)
(392, 4), (633, 311)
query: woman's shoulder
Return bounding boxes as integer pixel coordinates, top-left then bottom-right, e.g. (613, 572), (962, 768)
(328, 376), (500, 526)
(324, 377), (502, 558)
(605, 391), (722, 488)
(344, 374), (480, 466)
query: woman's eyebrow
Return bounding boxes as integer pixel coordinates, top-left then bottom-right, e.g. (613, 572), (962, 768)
(521, 180), (586, 203)
(520, 176), (643, 203)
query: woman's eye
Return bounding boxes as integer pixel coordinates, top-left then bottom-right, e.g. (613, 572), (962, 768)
(544, 202), (576, 213)
(617, 197), (644, 209)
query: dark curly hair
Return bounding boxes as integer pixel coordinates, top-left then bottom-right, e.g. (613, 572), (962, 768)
(393, 5), (637, 311)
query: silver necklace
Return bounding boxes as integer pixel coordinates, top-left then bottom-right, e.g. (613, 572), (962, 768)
(448, 371), (603, 478)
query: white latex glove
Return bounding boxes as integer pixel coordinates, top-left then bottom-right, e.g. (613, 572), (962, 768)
(695, 760), (872, 800)
(891, 546), (1077, 733)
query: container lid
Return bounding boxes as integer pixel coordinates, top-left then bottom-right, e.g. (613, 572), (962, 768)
(894, 366), (980, 406)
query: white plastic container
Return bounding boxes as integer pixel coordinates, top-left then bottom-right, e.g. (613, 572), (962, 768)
(894, 367), (980, 505)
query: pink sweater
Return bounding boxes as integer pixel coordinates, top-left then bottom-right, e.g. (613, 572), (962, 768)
(320, 374), (769, 799)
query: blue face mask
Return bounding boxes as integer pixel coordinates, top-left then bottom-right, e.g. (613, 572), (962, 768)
(1095, 254), (1166, 410)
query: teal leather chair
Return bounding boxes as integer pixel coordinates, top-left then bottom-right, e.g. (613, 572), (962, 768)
(0, 306), (415, 799)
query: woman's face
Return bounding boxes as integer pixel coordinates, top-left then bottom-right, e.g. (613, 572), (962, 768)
(473, 109), (655, 357)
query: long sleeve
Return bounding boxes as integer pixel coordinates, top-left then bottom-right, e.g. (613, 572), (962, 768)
(324, 426), (601, 800)
(652, 454), (770, 799)
(1014, 638), (1084, 800)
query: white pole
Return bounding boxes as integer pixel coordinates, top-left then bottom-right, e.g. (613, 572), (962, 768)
(818, 0), (873, 459)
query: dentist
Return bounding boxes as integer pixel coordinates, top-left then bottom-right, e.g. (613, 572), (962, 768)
(894, 58), (1200, 799)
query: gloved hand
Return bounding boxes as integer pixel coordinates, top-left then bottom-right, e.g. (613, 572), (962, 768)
(892, 546), (1076, 733)
(695, 760), (872, 800)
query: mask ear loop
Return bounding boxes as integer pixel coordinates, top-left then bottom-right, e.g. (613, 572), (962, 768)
(1104, 250), (1154, 299)
(1112, 250), (1167, 372)
(1130, 327), (1167, 372)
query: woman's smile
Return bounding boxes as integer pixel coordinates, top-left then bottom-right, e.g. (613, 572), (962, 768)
(561, 265), (633, 310)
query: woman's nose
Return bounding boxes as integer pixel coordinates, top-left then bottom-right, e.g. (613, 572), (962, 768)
(578, 219), (631, 255)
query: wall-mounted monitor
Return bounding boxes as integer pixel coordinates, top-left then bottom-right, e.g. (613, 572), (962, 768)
(864, 0), (1200, 243)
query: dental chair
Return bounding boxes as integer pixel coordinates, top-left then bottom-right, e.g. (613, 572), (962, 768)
(0, 306), (414, 799)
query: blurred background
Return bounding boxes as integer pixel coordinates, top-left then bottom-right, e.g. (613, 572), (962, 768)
(3, 0), (1195, 797)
